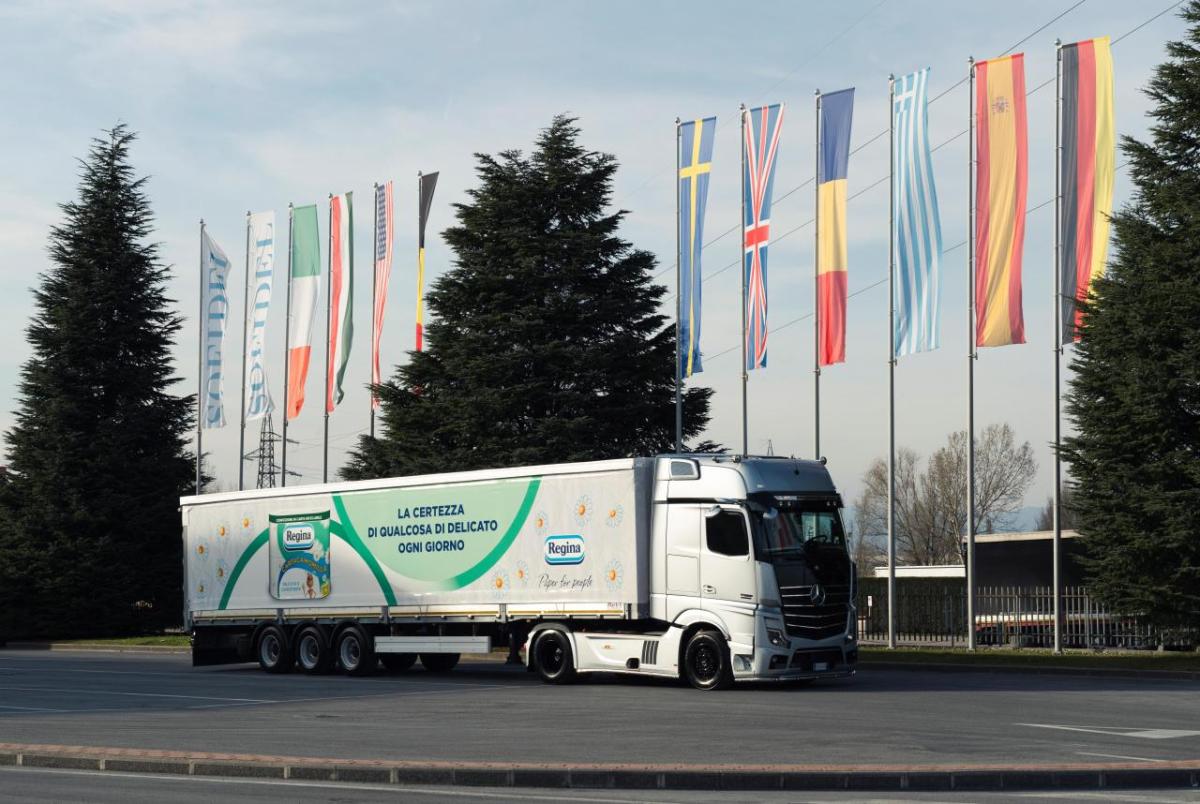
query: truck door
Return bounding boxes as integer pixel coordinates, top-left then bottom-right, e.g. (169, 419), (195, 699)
(700, 508), (757, 639)
(664, 504), (702, 620)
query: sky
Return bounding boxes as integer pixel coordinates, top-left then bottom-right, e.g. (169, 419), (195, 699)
(0, 0), (1186, 518)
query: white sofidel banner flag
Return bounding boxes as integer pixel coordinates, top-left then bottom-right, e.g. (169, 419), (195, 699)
(202, 229), (232, 429)
(244, 211), (276, 420)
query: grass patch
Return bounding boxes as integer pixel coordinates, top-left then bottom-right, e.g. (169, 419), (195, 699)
(55, 635), (191, 648)
(860, 645), (1200, 672)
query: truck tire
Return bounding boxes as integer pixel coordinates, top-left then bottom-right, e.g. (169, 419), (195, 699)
(683, 630), (733, 691)
(294, 625), (333, 674)
(531, 629), (576, 684)
(336, 626), (375, 676)
(256, 625), (293, 674)
(380, 653), (418, 673)
(419, 652), (460, 673)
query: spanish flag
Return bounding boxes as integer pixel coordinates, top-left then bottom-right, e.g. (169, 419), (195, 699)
(1061, 37), (1114, 343)
(818, 88), (854, 367)
(974, 54), (1028, 347)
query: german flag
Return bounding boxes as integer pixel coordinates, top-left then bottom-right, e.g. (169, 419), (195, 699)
(1061, 37), (1114, 343)
(974, 53), (1028, 348)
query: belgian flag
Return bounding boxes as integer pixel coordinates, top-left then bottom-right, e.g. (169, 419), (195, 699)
(1060, 37), (1115, 343)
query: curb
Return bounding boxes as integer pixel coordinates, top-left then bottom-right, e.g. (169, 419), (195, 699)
(3, 642), (190, 656)
(861, 660), (1200, 681)
(0, 744), (1197, 791)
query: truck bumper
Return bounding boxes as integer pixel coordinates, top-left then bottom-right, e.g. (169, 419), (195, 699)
(737, 642), (857, 682)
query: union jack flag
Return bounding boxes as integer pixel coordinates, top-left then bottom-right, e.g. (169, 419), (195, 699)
(743, 103), (785, 370)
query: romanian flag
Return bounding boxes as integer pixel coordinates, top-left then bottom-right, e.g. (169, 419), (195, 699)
(416, 171), (438, 352)
(818, 88), (854, 367)
(974, 54), (1028, 347)
(678, 116), (715, 378)
(1061, 37), (1115, 343)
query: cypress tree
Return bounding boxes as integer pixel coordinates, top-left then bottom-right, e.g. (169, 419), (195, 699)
(346, 116), (714, 479)
(1061, 5), (1200, 629)
(0, 126), (194, 638)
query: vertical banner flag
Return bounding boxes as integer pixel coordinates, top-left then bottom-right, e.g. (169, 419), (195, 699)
(372, 181), (394, 408)
(679, 116), (716, 378)
(743, 104), (784, 370)
(416, 171), (439, 352)
(287, 204), (321, 420)
(818, 88), (854, 367)
(975, 53), (1028, 347)
(1061, 36), (1115, 343)
(201, 229), (231, 428)
(327, 192), (354, 412)
(245, 211), (275, 420)
(893, 69), (943, 356)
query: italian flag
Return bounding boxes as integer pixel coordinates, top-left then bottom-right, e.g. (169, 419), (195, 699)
(286, 204), (321, 420)
(327, 192), (354, 412)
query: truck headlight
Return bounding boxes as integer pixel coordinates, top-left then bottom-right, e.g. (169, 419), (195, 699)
(766, 628), (788, 647)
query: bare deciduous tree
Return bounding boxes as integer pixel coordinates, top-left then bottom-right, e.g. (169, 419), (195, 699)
(854, 423), (1037, 565)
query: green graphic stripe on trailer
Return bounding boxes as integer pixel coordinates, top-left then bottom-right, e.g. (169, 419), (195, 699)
(329, 496), (397, 606)
(218, 528), (269, 610)
(445, 477), (541, 590)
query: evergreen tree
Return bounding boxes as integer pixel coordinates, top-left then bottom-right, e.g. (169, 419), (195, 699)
(346, 116), (713, 479)
(0, 126), (194, 638)
(1061, 5), (1200, 629)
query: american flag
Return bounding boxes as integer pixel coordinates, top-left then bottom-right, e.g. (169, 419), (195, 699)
(743, 103), (784, 370)
(371, 181), (394, 409)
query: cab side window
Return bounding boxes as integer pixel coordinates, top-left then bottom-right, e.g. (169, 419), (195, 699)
(706, 511), (749, 557)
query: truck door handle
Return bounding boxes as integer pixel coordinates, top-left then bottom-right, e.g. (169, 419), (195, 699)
(703, 585), (716, 594)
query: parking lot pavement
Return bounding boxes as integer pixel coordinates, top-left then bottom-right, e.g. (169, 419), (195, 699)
(0, 649), (1198, 768)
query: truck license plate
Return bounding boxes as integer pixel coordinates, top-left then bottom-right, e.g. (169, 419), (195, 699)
(814, 661), (829, 672)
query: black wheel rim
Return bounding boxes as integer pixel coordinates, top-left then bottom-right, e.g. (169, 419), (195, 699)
(693, 643), (718, 682)
(540, 637), (564, 675)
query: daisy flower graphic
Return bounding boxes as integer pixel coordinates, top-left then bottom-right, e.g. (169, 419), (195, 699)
(490, 570), (511, 598)
(603, 559), (624, 590)
(574, 495), (593, 527)
(533, 510), (549, 537)
(514, 560), (531, 588)
(604, 504), (624, 528)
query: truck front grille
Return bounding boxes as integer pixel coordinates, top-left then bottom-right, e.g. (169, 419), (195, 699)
(779, 583), (850, 641)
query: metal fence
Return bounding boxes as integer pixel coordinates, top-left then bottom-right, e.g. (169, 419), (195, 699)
(856, 582), (1196, 649)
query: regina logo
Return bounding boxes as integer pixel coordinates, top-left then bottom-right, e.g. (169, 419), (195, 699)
(544, 535), (585, 565)
(283, 525), (315, 551)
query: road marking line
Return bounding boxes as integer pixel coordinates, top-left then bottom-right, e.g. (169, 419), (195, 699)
(0, 704), (66, 712)
(1076, 751), (1167, 763)
(1018, 723), (1200, 740)
(0, 685), (275, 704)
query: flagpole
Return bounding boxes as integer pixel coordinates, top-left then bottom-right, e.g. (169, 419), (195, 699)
(195, 219), (205, 495)
(887, 75), (897, 651)
(371, 182), (379, 441)
(967, 57), (978, 652)
(739, 104), (748, 457)
(416, 171), (423, 354)
(237, 211), (250, 491)
(323, 194), (332, 485)
(281, 204), (293, 488)
(814, 88), (822, 461)
(1053, 39), (1064, 654)
(674, 118), (683, 454)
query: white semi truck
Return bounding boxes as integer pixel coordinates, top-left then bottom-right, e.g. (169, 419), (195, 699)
(182, 454), (857, 690)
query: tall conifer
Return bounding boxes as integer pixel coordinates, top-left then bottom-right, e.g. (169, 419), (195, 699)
(346, 116), (714, 479)
(0, 126), (193, 638)
(1061, 5), (1200, 629)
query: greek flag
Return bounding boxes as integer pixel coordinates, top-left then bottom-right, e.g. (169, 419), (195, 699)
(893, 68), (942, 356)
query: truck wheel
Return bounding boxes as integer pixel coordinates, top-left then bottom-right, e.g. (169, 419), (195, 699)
(531, 629), (576, 684)
(683, 630), (734, 691)
(295, 625), (333, 674)
(256, 625), (293, 674)
(336, 626), (375, 676)
(419, 652), (460, 673)
(380, 653), (417, 673)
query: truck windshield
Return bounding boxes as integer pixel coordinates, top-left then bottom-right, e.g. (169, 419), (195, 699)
(751, 499), (846, 560)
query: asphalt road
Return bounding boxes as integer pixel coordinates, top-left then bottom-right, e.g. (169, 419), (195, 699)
(0, 650), (1198, 768)
(3, 767), (1200, 804)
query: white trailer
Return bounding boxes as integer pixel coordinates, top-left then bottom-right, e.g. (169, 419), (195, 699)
(182, 455), (857, 690)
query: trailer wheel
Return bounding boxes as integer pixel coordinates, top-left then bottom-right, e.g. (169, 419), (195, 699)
(295, 625), (333, 674)
(336, 626), (375, 676)
(683, 630), (733, 691)
(419, 653), (460, 673)
(256, 625), (293, 674)
(531, 629), (576, 684)
(380, 653), (417, 672)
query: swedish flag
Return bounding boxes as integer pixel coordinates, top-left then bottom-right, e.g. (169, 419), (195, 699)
(678, 116), (716, 378)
